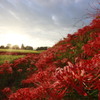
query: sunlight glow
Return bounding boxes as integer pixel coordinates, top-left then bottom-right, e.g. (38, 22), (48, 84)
(0, 29), (55, 48)
(1, 32), (29, 47)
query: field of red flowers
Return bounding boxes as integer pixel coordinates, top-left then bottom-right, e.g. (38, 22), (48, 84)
(0, 16), (100, 100)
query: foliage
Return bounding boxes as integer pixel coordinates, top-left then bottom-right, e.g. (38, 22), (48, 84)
(0, 44), (33, 50)
(36, 46), (49, 51)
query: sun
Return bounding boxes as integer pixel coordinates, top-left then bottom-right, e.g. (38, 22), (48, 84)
(3, 32), (28, 47)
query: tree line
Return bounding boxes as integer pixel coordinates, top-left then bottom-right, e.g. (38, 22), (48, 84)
(0, 44), (33, 50)
(0, 44), (49, 50)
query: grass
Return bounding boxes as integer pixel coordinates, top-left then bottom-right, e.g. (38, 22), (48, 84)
(0, 55), (25, 65)
(0, 49), (44, 54)
(0, 49), (44, 65)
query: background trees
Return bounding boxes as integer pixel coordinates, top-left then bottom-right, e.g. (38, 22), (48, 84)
(0, 44), (49, 50)
(36, 46), (48, 50)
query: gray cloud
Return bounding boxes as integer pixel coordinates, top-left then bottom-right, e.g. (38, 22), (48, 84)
(0, 0), (99, 47)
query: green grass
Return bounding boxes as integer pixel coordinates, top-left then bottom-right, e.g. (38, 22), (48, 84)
(0, 49), (44, 65)
(0, 49), (44, 53)
(0, 55), (25, 65)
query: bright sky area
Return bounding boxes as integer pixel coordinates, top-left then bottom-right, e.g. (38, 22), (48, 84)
(0, 0), (99, 48)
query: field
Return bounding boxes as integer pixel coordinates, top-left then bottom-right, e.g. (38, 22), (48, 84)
(0, 49), (43, 65)
(0, 49), (43, 54)
(0, 49), (44, 64)
(0, 55), (25, 65)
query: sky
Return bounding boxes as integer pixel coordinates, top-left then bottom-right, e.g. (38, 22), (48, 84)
(0, 0), (99, 48)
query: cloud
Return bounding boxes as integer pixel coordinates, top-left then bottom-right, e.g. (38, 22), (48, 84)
(0, 0), (99, 47)
(8, 10), (20, 20)
(75, 0), (81, 3)
(51, 15), (60, 25)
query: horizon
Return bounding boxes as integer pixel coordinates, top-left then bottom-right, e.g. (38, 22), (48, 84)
(0, 43), (50, 49)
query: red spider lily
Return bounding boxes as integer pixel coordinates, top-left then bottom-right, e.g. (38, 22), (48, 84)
(83, 35), (100, 56)
(17, 69), (23, 72)
(1, 15), (100, 100)
(0, 62), (13, 74)
(2, 87), (12, 97)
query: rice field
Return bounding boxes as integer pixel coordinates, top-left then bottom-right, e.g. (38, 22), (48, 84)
(0, 49), (43, 54)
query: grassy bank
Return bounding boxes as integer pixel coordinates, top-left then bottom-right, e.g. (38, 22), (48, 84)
(0, 55), (25, 65)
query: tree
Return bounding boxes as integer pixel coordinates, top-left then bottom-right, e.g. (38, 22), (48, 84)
(36, 46), (48, 50)
(0, 45), (5, 49)
(12, 45), (19, 49)
(6, 44), (12, 49)
(25, 46), (33, 50)
(21, 44), (25, 49)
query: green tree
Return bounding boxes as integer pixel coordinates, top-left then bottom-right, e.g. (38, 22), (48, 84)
(6, 44), (12, 49)
(21, 44), (25, 49)
(12, 45), (19, 49)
